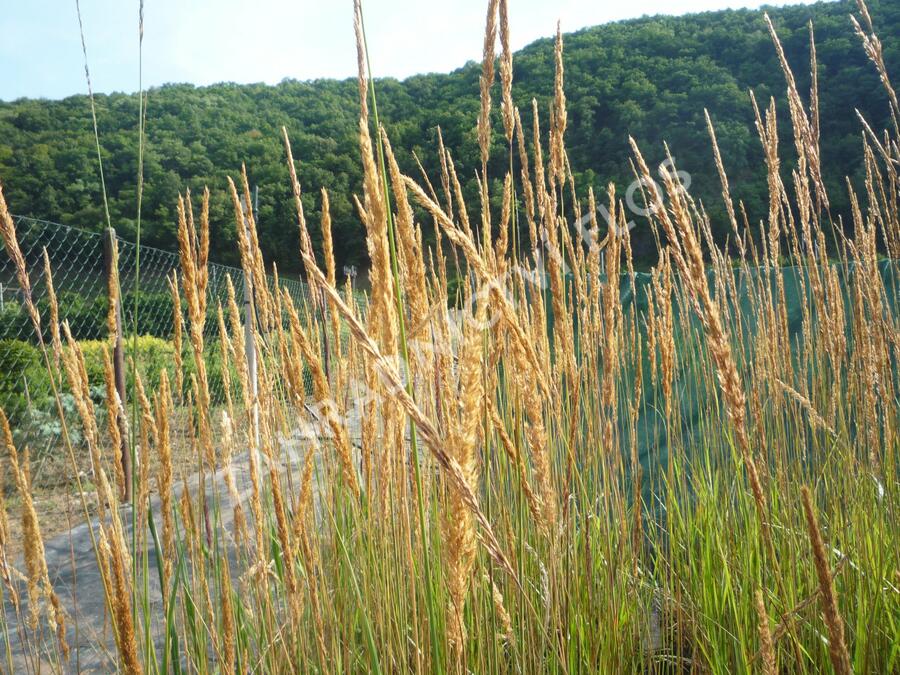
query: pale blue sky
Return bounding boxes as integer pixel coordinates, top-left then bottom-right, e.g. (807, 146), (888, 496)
(1, 0), (822, 102)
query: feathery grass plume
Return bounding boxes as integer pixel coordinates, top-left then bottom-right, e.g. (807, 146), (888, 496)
(1, 410), (68, 660)
(219, 555), (236, 674)
(104, 524), (142, 675)
(245, 418), (265, 559)
(381, 128), (428, 329)
(704, 110), (742, 255)
(549, 23), (568, 184)
(774, 378), (834, 435)
(178, 482), (199, 566)
(514, 107), (537, 239)
(198, 187), (210, 301)
(852, 0), (900, 138)
(352, 0), (398, 360)
(133, 369), (154, 513)
(168, 273), (184, 397)
(628, 351), (644, 573)
(530, 98), (549, 238)
(176, 193), (202, 350)
(538, 171), (574, 390)
(755, 589), (778, 675)
(216, 304), (237, 420)
(0, 185), (40, 329)
(0, 235), (97, 573)
(445, 147), (473, 241)
(227, 173), (272, 332)
(352, 0), (370, 118)
(478, 169), (495, 272)
(492, 172), (514, 281)
(282, 127), (319, 297)
(861, 136), (900, 258)
(319, 188), (336, 288)
(801, 487), (852, 675)
(820, 258), (848, 380)
(154, 369), (175, 585)
(750, 91), (785, 266)
(445, 295), (487, 659)
(0, 539), (22, 664)
(225, 274), (248, 395)
(650, 251), (676, 411)
(600, 185), (623, 450)
(764, 13), (829, 212)
(59, 324), (114, 521)
(41, 248), (62, 367)
(291, 447), (317, 551)
(750, 92), (795, 378)
(280, 314), (307, 409)
(498, 0), (514, 143)
(177, 192), (215, 471)
(102, 234), (133, 504)
(1, 2), (899, 668)
(102, 345), (126, 497)
(477, 0), (500, 174)
(808, 20), (820, 151)
(302, 250), (516, 579)
(319, 188), (345, 373)
(240, 168), (277, 329)
(436, 126), (456, 220)
(562, 195), (586, 305)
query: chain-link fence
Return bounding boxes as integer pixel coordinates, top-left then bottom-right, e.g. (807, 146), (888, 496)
(0, 215), (324, 456)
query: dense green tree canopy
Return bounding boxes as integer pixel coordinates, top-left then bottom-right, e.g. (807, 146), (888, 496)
(0, 0), (897, 274)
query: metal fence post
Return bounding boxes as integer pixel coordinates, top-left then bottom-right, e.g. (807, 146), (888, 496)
(103, 227), (132, 504)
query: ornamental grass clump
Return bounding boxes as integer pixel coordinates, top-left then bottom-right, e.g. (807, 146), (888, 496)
(0, 0), (898, 673)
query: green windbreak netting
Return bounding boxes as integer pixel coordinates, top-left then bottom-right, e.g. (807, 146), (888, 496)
(547, 259), (900, 498)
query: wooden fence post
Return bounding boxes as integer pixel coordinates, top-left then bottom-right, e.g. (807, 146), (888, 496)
(103, 227), (132, 504)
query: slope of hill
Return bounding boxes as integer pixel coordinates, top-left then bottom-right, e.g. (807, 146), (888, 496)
(0, 0), (897, 272)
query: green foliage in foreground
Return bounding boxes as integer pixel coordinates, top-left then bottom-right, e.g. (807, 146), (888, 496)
(1, 1), (898, 272)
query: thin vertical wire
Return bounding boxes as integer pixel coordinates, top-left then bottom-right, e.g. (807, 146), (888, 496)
(74, 0), (112, 232)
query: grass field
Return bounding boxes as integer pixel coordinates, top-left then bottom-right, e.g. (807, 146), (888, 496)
(0, 0), (898, 672)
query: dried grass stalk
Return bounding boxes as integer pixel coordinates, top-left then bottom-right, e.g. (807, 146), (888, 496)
(801, 487), (852, 675)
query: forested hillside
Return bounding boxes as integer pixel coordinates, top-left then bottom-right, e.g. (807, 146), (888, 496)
(1, 0), (897, 273)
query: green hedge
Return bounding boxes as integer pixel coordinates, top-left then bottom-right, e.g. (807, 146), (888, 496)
(77, 335), (235, 404)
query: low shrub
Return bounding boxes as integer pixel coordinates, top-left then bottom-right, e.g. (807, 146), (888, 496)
(76, 334), (176, 392)
(0, 338), (52, 422)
